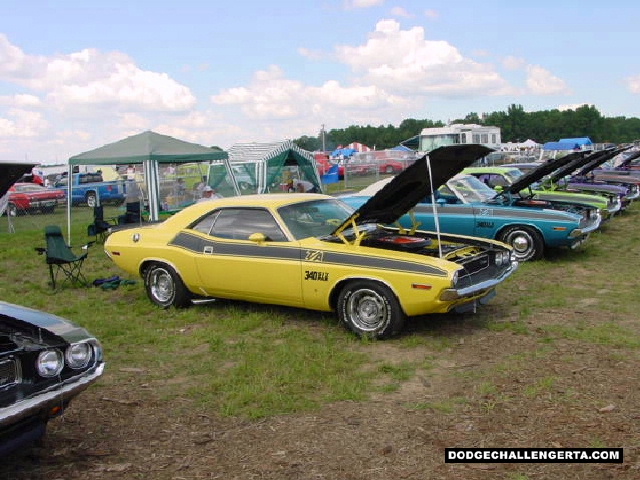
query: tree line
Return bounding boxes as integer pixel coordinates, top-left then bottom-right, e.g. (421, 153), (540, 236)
(293, 104), (640, 152)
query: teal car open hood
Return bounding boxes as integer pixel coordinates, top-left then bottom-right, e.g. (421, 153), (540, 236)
(503, 151), (588, 195)
(575, 146), (634, 176)
(550, 147), (629, 182)
(334, 144), (493, 231)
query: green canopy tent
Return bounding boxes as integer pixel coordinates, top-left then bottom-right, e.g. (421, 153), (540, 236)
(223, 140), (322, 194)
(67, 131), (230, 234)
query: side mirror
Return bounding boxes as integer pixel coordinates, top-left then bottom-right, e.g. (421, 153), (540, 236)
(436, 198), (447, 206)
(249, 232), (268, 243)
(494, 185), (504, 193)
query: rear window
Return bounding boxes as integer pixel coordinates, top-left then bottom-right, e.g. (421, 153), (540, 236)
(80, 173), (104, 183)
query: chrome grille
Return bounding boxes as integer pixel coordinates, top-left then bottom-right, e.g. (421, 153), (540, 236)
(0, 358), (19, 388)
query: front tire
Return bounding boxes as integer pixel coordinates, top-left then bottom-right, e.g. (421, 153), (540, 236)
(144, 263), (192, 308)
(337, 280), (405, 339)
(498, 225), (543, 262)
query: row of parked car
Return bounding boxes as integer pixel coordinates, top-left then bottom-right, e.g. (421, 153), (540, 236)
(2, 144), (638, 456)
(343, 145), (640, 262)
(3, 172), (127, 217)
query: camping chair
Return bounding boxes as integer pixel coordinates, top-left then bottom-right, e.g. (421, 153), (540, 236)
(36, 225), (93, 289)
(87, 205), (116, 242)
(118, 201), (142, 225)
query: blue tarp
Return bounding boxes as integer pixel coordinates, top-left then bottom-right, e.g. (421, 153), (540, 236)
(331, 148), (357, 157)
(558, 137), (592, 146)
(321, 164), (340, 184)
(543, 141), (583, 150)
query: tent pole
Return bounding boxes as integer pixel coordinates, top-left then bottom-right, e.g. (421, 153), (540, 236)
(67, 161), (72, 242)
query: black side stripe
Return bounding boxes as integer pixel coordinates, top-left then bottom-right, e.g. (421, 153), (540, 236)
(169, 232), (447, 277)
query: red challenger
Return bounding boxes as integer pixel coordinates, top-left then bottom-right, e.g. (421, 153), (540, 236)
(6, 182), (66, 216)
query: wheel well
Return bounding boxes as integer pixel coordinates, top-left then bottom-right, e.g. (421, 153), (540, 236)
(140, 259), (188, 283)
(329, 277), (404, 313)
(496, 223), (543, 242)
(140, 259), (166, 278)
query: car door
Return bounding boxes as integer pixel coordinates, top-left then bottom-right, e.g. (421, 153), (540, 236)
(191, 207), (304, 305)
(402, 184), (477, 236)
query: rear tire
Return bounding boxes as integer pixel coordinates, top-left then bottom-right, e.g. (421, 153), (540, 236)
(498, 225), (543, 262)
(337, 280), (405, 339)
(144, 263), (192, 308)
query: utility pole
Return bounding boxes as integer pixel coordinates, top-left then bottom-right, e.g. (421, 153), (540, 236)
(321, 124), (326, 152)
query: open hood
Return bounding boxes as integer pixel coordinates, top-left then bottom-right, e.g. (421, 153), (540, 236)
(550, 148), (626, 182)
(608, 148), (640, 169)
(574, 146), (633, 176)
(503, 151), (588, 194)
(333, 144), (492, 233)
(0, 162), (36, 197)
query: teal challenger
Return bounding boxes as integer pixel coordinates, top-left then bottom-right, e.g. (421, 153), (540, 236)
(463, 151), (621, 220)
(342, 150), (601, 262)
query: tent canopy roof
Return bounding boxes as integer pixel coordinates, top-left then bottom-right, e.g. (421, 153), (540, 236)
(226, 140), (321, 193)
(227, 140), (313, 165)
(69, 130), (227, 165)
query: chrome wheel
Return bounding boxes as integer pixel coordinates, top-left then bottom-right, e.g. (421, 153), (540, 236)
(346, 288), (389, 333)
(337, 280), (405, 339)
(144, 263), (192, 308)
(499, 226), (543, 262)
(149, 266), (175, 305)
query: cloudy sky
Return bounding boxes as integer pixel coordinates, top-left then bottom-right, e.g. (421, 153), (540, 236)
(1, 0), (639, 164)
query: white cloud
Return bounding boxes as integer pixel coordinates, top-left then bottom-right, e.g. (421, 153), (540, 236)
(424, 9), (439, 19)
(212, 64), (407, 121)
(335, 19), (514, 96)
(297, 47), (326, 61)
(558, 103), (594, 111)
(0, 34), (196, 112)
(626, 75), (640, 93)
(503, 56), (527, 70)
(390, 7), (412, 18)
(525, 65), (571, 95)
(0, 94), (41, 107)
(0, 108), (48, 137)
(345, 0), (384, 9)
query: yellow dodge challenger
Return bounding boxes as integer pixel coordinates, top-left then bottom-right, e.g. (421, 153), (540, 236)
(104, 145), (518, 339)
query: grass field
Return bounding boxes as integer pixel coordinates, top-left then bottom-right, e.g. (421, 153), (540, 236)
(1, 201), (638, 479)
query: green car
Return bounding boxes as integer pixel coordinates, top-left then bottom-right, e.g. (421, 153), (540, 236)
(463, 154), (620, 220)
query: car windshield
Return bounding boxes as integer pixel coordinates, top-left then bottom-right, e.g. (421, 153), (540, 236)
(15, 184), (46, 192)
(446, 175), (498, 203)
(503, 169), (523, 183)
(278, 198), (354, 240)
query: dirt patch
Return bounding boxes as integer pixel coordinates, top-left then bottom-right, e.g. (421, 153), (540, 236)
(2, 303), (637, 480)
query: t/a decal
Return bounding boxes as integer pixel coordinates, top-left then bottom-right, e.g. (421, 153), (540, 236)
(304, 250), (325, 262)
(304, 270), (329, 281)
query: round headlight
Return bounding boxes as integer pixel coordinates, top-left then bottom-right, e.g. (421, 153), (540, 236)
(66, 342), (92, 369)
(37, 349), (64, 377)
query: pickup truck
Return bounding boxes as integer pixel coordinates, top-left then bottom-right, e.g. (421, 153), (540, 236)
(54, 172), (126, 207)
